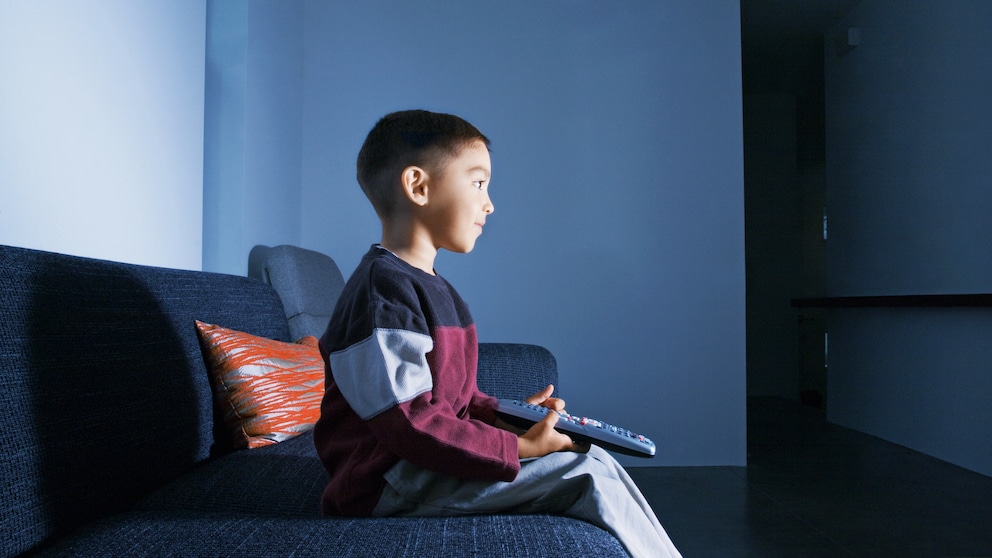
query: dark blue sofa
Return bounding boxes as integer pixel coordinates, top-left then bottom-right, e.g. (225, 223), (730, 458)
(0, 244), (628, 557)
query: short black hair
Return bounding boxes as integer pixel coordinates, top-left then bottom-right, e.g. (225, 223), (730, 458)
(356, 110), (490, 217)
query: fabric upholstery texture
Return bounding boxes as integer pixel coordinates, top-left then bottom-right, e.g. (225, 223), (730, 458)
(195, 321), (324, 449)
(0, 244), (289, 556)
(39, 512), (626, 558)
(134, 433), (326, 517)
(1, 243), (627, 557)
(248, 244), (346, 340)
(477, 342), (559, 400)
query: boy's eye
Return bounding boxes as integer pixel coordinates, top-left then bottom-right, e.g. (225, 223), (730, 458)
(472, 181), (485, 190)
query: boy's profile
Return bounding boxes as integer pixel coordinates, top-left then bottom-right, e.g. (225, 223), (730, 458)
(313, 110), (681, 558)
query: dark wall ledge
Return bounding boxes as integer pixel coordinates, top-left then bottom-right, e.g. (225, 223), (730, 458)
(791, 294), (992, 308)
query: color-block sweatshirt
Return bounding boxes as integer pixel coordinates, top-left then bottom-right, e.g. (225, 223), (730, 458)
(313, 246), (520, 516)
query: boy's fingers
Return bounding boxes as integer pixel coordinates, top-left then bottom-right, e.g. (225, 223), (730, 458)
(541, 413), (582, 452)
(543, 397), (566, 412)
(537, 384), (553, 402)
(525, 384), (555, 405)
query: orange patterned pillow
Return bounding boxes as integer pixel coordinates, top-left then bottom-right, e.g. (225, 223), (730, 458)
(195, 321), (325, 449)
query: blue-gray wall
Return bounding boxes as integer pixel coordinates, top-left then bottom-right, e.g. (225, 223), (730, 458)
(4, 0), (747, 467)
(825, 0), (992, 475)
(202, 0), (304, 274)
(0, 0), (206, 270)
(298, 1), (746, 466)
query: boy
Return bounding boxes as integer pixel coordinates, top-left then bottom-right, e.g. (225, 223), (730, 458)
(313, 110), (681, 558)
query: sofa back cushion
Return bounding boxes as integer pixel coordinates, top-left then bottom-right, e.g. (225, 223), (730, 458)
(0, 244), (290, 557)
(476, 342), (559, 400)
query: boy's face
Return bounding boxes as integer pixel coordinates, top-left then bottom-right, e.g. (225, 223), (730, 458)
(423, 140), (494, 254)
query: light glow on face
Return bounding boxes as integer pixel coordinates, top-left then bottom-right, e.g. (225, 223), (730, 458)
(427, 141), (494, 254)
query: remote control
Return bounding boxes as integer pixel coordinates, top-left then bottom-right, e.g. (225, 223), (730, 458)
(494, 399), (656, 458)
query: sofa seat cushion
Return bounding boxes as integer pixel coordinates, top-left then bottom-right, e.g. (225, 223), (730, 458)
(135, 433), (326, 518)
(36, 511), (628, 557)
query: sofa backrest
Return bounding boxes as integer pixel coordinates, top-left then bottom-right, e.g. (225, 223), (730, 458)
(0, 244), (291, 557)
(248, 244), (346, 340)
(476, 342), (560, 401)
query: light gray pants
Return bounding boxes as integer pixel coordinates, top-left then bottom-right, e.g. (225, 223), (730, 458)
(372, 446), (682, 558)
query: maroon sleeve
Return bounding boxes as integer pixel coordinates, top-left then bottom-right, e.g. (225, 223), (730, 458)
(468, 390), (502, 426)
(366, 393), (520, 482)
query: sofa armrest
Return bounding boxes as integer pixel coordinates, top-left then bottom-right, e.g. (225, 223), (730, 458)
(476, 343), (559, 400)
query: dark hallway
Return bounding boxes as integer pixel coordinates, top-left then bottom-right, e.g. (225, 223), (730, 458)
(631, 397), (992, 556)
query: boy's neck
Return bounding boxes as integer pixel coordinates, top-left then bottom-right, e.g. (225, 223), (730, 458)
(380, 225), (437, 275)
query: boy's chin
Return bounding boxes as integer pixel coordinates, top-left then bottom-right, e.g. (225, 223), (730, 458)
(443, 242), (477, 254)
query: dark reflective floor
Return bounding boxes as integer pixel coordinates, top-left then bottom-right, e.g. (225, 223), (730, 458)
(629, 397), (992, 557)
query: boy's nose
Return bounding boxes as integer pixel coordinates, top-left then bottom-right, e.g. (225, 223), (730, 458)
(484, 194), (494, 215)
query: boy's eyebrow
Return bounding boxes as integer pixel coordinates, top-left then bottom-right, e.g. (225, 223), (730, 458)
(469, 165), (491, 178)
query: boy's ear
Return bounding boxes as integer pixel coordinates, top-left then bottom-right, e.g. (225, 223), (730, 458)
(400, 166), (429, 207)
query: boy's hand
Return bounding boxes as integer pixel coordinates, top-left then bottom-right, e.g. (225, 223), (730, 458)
(517, 410), (588, 458)
(525, 384), (566, 413)
(517, 384), (590, 458)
